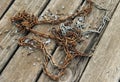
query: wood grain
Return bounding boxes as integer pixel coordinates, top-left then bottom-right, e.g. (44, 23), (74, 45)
(80, 2), (120, 82)
(0, 0), (82, 82)
(0, 0), (49, 73)
(38, 0), (120, 82)
(0, 0), (13, 19)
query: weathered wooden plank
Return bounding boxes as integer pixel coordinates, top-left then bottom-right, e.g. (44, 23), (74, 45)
(0, 0), (82, 82)
(80, 2), (120, 82)
(0, 0), (13, 19)
(0, 0), (49, 72)
(38, 0), (120, 82)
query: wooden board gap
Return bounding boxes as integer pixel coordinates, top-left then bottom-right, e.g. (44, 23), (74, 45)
(0, 45), (19, 74)
(0, 0), (15, 20)
(35, 70), (43, 82)
(38, 0), (51, 17)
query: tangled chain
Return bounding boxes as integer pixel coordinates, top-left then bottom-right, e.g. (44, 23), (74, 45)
(11, 0), (93, 80)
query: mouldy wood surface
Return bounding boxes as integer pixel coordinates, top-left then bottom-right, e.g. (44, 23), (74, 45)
(80, 2), (120, 82)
